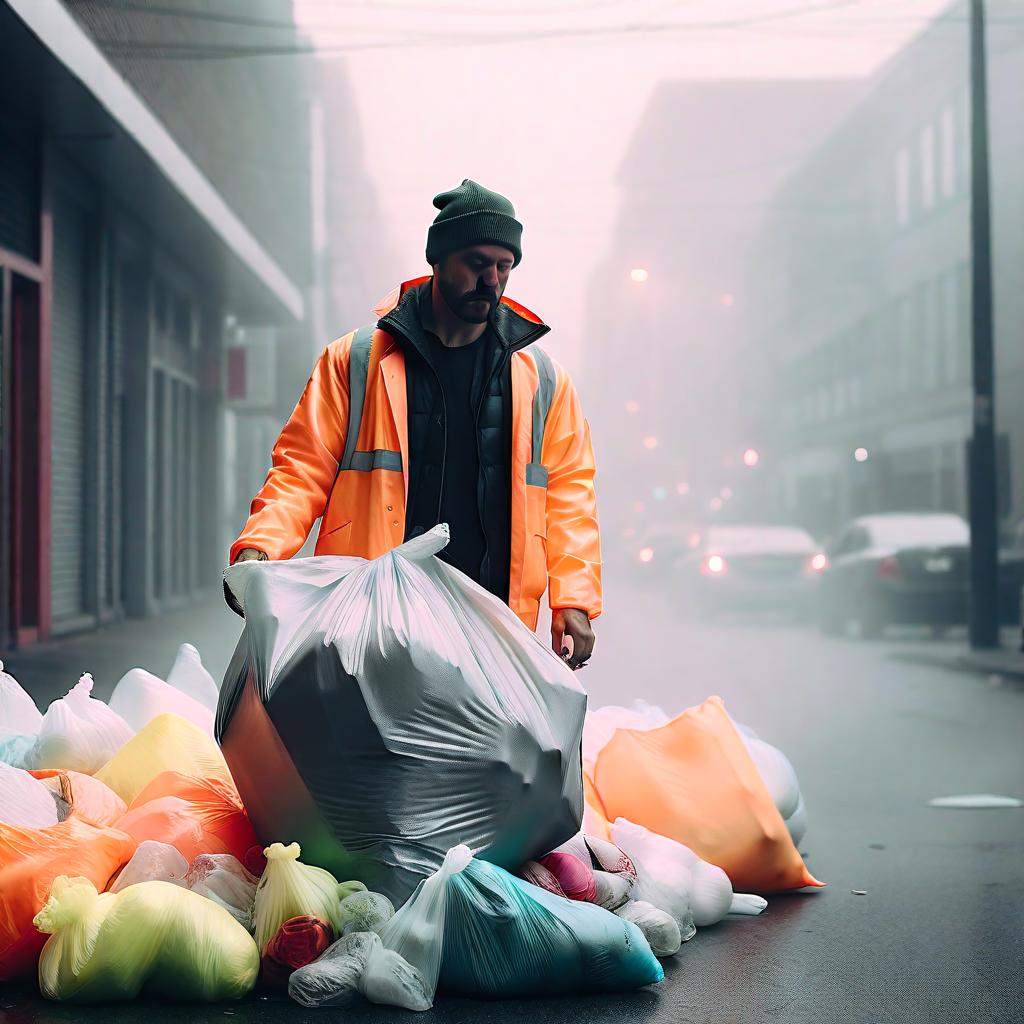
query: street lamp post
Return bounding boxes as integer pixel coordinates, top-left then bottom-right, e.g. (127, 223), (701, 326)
(968, 0), (1000, 649)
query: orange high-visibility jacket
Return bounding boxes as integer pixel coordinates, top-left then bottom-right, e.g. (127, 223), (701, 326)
(230, 278), (601, 630)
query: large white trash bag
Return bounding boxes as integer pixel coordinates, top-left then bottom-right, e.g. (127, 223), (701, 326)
(109, 668), (214, 735)
(29, 674), (134, 773)
(217, 525), (587, 905)
(167, 644), (219, 712)
(0, 661), (42, 767)
(0, 762), (59, 828)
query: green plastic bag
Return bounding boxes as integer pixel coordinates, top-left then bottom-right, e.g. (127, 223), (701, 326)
(34, 875), (259, 1003)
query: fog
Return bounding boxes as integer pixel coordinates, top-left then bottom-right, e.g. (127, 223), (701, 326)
(297, 0), (1023, 617)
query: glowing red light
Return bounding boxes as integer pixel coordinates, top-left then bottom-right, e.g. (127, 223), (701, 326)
(702, 554), (727, 575)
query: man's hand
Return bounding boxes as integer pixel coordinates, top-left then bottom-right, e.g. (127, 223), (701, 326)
(223, 548), (267, 617)
(551, 608), (596, 670)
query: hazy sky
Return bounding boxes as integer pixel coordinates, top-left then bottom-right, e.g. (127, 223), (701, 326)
(295, 0), (953, 369)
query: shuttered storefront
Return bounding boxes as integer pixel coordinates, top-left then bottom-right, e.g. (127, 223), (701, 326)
(49, 187), (89, 627)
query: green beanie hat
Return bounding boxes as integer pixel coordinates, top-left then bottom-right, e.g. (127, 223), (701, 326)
(425, 179), (523, 267)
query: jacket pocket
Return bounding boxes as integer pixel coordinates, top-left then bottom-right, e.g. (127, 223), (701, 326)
(523, 483), (548, 600)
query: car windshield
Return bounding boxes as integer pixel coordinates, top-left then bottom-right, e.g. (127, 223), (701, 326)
(866, 516), (969, 547)
(705, 527), (815, 554)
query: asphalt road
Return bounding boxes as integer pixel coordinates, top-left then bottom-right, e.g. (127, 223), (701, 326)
(3, 569), (1022, 1024)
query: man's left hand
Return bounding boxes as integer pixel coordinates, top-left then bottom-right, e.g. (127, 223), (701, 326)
(551, 608), (596, 670)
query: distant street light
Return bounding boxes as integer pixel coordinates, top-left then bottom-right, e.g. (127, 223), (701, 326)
(710, 497), (724, 512)
(638, 547), (654, 563)
(643, 436), (658, 450)
(633, 501), (646, 514)
(676, 481), (690, 495)
(653, 486), (667, 501)
(721, 487), (733, 500)
(854, 447), (869, 463)
(630, 268), (649, 283)
(625, 400), (640, 414)
(743, 447), (760, 468)
(720, 293), (735, 308)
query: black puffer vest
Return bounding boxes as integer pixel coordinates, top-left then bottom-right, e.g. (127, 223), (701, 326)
(377, 282), (549, 602)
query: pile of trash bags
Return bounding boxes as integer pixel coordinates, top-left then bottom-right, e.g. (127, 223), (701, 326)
(1, 526), (822, 1008)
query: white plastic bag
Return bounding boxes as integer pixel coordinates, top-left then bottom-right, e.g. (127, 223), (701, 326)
(610, 820), (696, 940)
(289, 930), (429, 1011)
(0, 761), (59, 828)
(612, 819), (765, 928)
(109, 668), (214, 735)
(0, 661), (43, 768)
(166, 643), (219, 712)
(0, 660), (43, 736)
(615, 900), (681, 957)
(29, 674), (134, 773)
(110, 840), (189, 893)
(185, 853), (259, 929)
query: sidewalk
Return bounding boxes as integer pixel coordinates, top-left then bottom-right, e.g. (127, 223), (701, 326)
(1, 595), (245, 709)
(888, 625), (1024, 681)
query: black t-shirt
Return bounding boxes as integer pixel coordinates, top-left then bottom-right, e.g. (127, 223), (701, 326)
(424, 330), (488, 583)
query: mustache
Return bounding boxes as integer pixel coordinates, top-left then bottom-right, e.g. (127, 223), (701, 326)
(463, 289), (498, 305)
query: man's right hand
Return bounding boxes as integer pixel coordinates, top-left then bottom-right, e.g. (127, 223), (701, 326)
(224, 548), (267, 617)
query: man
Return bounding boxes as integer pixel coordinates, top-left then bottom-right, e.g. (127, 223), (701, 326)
(227, 180), (600, 668)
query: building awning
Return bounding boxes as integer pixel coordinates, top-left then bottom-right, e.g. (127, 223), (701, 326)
(2, 0), (305, 324)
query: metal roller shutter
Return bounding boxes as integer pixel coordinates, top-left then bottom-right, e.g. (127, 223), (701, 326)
(50, 190), (88, 626)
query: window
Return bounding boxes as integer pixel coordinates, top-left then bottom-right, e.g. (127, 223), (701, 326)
(920, 124), (936, 210)
(896, 147), (911, 226)
(940, 104), (956, 198)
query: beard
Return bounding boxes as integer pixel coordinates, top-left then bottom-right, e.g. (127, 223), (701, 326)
(438, 276), (499, 325)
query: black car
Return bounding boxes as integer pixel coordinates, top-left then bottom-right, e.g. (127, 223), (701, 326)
(817, 513), (969, 637)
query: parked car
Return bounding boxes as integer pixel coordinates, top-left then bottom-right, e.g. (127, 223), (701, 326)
(671, 525), (825, 617)
(817, 513), (969, 637)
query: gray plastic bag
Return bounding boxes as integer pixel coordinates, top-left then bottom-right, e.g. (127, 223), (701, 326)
(217, 525), (587, 906)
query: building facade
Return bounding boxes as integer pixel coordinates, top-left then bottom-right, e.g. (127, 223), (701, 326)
(735, 3), (1024, 540)
(0, 0), (327, 646)
(580, 79), (861, 544)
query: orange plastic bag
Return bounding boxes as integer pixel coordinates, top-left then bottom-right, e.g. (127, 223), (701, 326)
(0, 815), (136, 980)
(115, 770), (258, 863)
(28, 770), (127, 828)
(592, 696), (822, 893)
(95, 713), (232, 806)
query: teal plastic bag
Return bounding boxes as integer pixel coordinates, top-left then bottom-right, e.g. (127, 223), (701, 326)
(438, 856), (663, 998)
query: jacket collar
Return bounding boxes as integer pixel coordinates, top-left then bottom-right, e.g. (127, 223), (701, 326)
(374, 277), (550, 357)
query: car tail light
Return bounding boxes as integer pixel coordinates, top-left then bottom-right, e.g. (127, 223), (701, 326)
(876, 555), (902, 579)
(638, 546), (654, 563)
(701, 554), (727, 576)
(808, 552), (828, 573)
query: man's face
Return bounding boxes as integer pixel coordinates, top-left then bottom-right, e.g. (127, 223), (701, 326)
(434, 245), (515, 324)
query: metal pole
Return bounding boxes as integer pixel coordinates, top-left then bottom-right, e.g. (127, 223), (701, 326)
(968, 0), (1000, 649)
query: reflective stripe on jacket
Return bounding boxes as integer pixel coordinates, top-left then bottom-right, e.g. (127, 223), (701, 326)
(229, 278), (601, 630)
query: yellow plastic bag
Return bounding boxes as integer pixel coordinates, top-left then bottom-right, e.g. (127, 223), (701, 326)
(34, 875), (259, 1003)
(95, 713), (232, 806)
(253, 843), (347, 954)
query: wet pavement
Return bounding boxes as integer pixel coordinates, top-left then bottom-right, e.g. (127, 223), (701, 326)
(2, 570), (1022, 1023)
